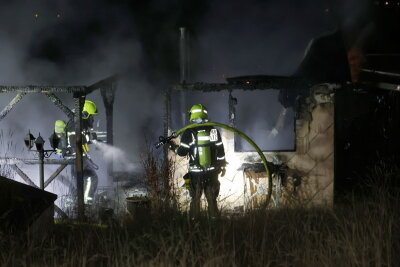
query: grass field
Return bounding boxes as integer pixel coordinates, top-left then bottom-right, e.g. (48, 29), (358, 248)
(1, 159), (399, 266)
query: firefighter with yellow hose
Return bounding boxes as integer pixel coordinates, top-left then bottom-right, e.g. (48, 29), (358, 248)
(50, 100), (99, 205)
(169, 104), (226, 219)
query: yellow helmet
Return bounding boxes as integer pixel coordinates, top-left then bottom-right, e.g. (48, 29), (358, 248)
(54, 120), (66, 134)
(189, 104), (208, 122)
(82, 100), (98, 119)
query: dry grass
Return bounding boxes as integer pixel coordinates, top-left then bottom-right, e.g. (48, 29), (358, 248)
(142, 151), (177, 214)
(1, 158), (399, 266)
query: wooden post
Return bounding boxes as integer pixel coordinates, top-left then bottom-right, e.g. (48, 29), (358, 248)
(164, 89), (172, 159)
(179, 27), (188, 126)
(74, 94), (85, 220)
(101, 83), (116, 184)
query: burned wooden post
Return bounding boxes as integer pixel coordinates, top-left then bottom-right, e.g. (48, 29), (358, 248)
(179, 27), (188, 125)
(38, 149), (45, 189)
(228, 90), (237, 128)
(74, 94), (85, 220)
(179, 27), (188, 84)
(163, 88), (172, 160)
(164, 88), (172, 137)
(101, 82), (116, 182)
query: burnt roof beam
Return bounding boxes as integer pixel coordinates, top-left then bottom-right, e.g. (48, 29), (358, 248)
(171, 81), (309, 92)
(0, 85), (88, 93)
(87, 74), (118, 94)
(43, 93), (75, 120)
(0, 93), (26, 121)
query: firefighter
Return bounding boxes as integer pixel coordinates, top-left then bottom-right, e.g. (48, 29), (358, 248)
(53, 100), (99, 205)
(50, 120), (68, 155)
(170, 104), (226, 219)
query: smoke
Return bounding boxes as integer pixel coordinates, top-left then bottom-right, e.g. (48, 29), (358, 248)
(0, 0), (160, 187)
(191, 0), (338, 82)
(0, 0), (370, 190)
(92, 141), (138, 173)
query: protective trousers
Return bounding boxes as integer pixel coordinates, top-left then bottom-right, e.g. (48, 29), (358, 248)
(71, 157), (98, 204)
(189, 170), (220, 219)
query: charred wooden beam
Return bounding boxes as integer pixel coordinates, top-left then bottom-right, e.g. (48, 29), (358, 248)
(54, 206), (68, 219)
(100, 81), (117, 182)
(87, 74), (118, 94)
(44, 164), (68, 188)
(0, 85), (87, 93)
(11, 164), (36, 187)
(228, 91), (237, 127)
(100, 84), (116, 146)
(171, 78), (308, 92)
(0, 157), (74, 165)
(164, 88), (172, 137)
(163, 89), (172, 159)
(43, 93), (74, 120)
(0, 93), (26, 121)
(58, 175), (76, 193)
(179, 27), (188, 84)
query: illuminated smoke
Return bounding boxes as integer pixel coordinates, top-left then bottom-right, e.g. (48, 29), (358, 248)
(92, 140), (138, 173)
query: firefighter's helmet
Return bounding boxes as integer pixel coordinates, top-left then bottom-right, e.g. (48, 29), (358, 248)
(189, 104), (208, 122)
(54, 120), (66, 134)
(82, 100), (98, 119)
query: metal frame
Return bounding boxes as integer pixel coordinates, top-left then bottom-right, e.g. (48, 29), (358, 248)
(0, 75), (117, 220)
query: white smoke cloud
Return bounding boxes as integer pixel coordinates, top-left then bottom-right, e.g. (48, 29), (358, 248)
(92, 140), (139, 173)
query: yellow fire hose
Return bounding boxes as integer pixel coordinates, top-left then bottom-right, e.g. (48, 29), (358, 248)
(174, 122), (272, 206)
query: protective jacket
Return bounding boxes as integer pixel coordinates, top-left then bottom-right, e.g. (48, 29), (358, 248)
(63, 119), (93, 155)
(176, 125), (225, 173)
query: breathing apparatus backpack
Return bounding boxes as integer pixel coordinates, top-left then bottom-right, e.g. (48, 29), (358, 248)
(196, 128), (218, 168)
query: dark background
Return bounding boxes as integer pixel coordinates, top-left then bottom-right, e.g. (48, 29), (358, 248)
(0, 0), (399, 198)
